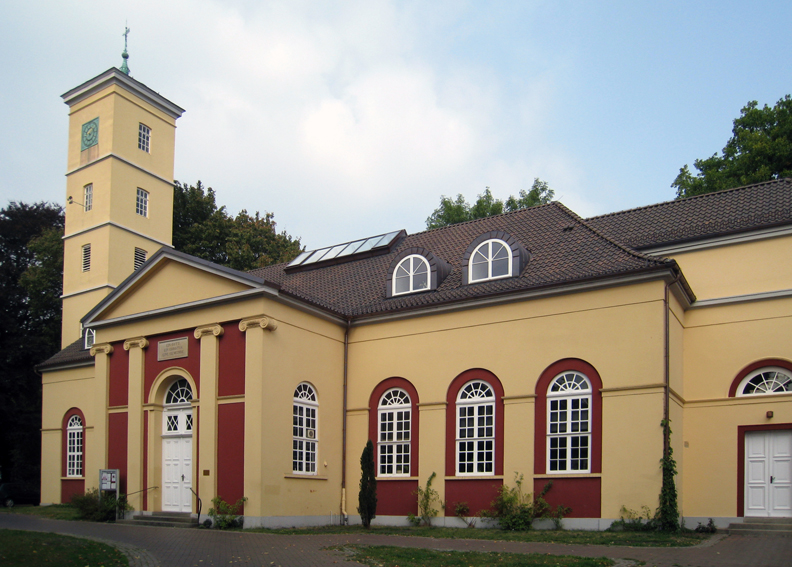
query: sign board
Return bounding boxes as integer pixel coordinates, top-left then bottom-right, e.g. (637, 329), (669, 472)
(100, 469), (119, 491)
(158, 337), (189, 361)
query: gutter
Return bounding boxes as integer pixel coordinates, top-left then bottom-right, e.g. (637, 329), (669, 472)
(340, 319), (350, 524)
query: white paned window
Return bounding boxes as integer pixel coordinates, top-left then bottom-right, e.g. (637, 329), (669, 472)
(138, 123), (151, 152)
(81, 244), (91, 272)
(547, 372), (591, 473)
(469, 239), (511, 283)
(67, 414), (83, 477)
(457, 381), (495, 475)
(293, 383), (318, 474)
(136, 188), (149, 217)
(378, 388), (411, 476)
(392, 255), (430, 296)
(737, 367), (792, 396)
(163, 379), (193, 435)
(84, 328), (95, 349)
(84, 184), (93, 212)
(134, 247), (147, 270)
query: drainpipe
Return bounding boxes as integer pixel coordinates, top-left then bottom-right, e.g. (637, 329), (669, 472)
(663, 273), (680, 456)
(340, 319), (350, 524)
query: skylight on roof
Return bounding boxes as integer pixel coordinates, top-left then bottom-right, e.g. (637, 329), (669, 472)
(288, 230), (403, 268)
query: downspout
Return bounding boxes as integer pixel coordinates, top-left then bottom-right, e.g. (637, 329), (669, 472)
(663, 274), (680, 456)
(340, 318), (350, 524)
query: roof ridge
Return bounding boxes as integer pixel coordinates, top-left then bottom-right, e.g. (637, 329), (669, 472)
(586, 177), (792, 221)
(415, 200), (558, 237)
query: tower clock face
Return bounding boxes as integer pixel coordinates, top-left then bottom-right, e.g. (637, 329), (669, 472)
(81, 118), (99, 151)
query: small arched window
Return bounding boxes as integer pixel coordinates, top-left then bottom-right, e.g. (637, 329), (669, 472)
(392, 255), (430, 296)
(164, 379), (194, 435)
(293, 383), (318, 474)
(378, 388), (411, 476)
(456, 380), (495, 475)
(67, 415), (84, 477)
(737, 367), (792, 397)
(547, 372), (591, 473)
(469, 239), (512, 283)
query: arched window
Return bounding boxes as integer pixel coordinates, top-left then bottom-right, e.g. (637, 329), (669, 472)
(468, 239), (512, 283)
(163, 379), (193, 434)
(737, 367), (792, 397)
(378, 389), (412, 475)
(547, 371), (592, 473)
(67, 414), (84, 477)
(293, 383), (318, 474)
(392, 255), (430, 296)
(456, 380), (495, 475)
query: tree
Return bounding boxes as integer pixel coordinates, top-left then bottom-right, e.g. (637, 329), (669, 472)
(357, 440), (377, 528)
(673, 95), (792, 198)
(425, 179), (554, 229)
(0, 202), (65, 496)
(173, 181), (302, 270)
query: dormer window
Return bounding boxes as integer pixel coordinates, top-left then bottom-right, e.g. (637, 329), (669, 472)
(392, 255), (430, 296)
(469, 239), (511, 283)
(84, 328), (95, 349)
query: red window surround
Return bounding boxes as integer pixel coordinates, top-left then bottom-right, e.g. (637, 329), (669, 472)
(61, 408), (86, 504)
(728, 358), (792, 397)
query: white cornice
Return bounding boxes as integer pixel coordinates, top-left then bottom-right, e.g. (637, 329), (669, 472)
(64, 221), (171, 247)
(641, 224), (792, 256)
(65, 152), (174, 185)
(691, 288), (792, 309)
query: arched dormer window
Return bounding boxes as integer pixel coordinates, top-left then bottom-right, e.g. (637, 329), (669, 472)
(392, 255), (430, 296)
(461, 231), (530, 285)
(293, 383), (318, 474)
(737, 367), (792, 397)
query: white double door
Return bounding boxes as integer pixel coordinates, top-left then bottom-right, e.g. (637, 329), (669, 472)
(162, 408), (193, 512)
(745, 430), (792, 517)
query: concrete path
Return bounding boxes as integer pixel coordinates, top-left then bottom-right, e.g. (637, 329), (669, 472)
(1, 514), (790, 567)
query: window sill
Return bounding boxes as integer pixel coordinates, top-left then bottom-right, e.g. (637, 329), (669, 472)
(377, 476), (419, 481)
(534, 473), (601, 479)
(61, 476), (85, 481)
(283, 473), (328, 480)
(446, 475), (504, 481)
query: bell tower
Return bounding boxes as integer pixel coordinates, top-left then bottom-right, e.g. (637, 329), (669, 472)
(60, 54), (184, 347)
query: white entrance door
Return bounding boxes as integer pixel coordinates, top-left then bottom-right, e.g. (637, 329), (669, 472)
(745, 430), (792, 517)
(162, 408), (193, 512)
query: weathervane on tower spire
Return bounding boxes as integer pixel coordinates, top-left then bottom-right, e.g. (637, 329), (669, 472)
(120, 24), (131, 75)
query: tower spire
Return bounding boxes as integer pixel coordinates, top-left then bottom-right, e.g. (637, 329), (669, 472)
(120, 25), (131, 75)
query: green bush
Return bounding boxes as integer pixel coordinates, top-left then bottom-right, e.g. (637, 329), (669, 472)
(482, 474), (560, 531)
(71, 488), (132, 522)
(694, 518), (717, 533)
(208, 496), (247, 529)
(407, 472), (442, 527)
(453, 501), (477, 528)
(607, 505), (659, 532)
(357, 440), (377, 528)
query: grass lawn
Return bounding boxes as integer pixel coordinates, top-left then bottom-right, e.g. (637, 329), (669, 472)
(0, 504), (82, 521)
(255, 524), (710, 547)
(333, 544), (614, 567)
(0, 529), (127, 566)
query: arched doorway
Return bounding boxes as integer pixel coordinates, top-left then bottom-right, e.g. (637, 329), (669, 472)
(162, 378), (193, 512)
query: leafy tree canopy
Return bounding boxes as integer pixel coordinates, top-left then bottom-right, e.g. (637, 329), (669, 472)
(673, 95), (792, 198)
(173, 181), (303, 271)
(426, 178), (554, 229)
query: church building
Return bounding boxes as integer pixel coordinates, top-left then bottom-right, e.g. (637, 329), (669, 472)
(38, 64), (792, 528)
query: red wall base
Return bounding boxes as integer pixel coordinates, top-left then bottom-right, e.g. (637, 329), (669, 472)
(377, 479), (419, 516)
(533, 477), (601, 518)
(444, 478), (503, 516)
(61, 479), (85, 504)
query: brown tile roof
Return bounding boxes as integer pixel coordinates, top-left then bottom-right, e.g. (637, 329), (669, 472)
(250, 201), (676, 318)
(586, 178), (792, 249)
(37, 337), (92, 372)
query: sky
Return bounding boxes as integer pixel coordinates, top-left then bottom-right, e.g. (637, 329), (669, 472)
(1, 1), (790, 251)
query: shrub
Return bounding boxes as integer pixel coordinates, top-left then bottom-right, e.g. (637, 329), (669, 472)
(358, 440), (377, 528)
(694, 518), (718, 533)
(407, 472), (442, 527)
(71, 488), (132, 522)
(482, 473), (559, 531)
(208, 496), (247, 529)
(453, 501), (477, 528)
(607, 505), (659, 532)
(550, 503), (572, 530)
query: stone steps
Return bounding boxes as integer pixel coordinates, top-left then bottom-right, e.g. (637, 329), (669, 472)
(728, 517), (792, 537)
(118, 511), (199, 529)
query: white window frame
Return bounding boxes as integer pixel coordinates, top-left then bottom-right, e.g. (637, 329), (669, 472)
(138, 123), (151, 153)
(737, 367), (792, 397)
(547, 371), (592, 474)
(468, 239), (512, 283)
(81, 244), (91, 272)
(67, 414), (84, 477)
(84, 184), (93, 212)
(377, 388), (412, 477)
(162, 379), (194, 436)
(134, 247), (147, 271)
(392, 255), (430, 296)
(84, 328), (95, 349)
(293, 383), (318, 475)
(456, 380), (495, 476)
(136, 188), (149, 217)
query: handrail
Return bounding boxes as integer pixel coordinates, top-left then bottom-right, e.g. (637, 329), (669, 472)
(189, 487), (202, 526)
(125, 486), (159, 497)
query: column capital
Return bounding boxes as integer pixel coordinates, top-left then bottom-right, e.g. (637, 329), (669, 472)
(194, 323), (224, 339)
(90, 343), (114, 356)
(123, 337), (149, 351)
(239, 316), (278, 332)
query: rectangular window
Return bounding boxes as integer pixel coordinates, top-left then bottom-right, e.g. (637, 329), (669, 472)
(292, 403), (317, 473)
(138, 123), (151, 152)
(134, 247), (147, 270)
(83, 184), (93, 212)
(547, 395), (590, 472)
(136, 188), (149, 217)
(457, 403), (494, 474)
(378, 408), (411, 475)
(81, 244), (91, 272)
